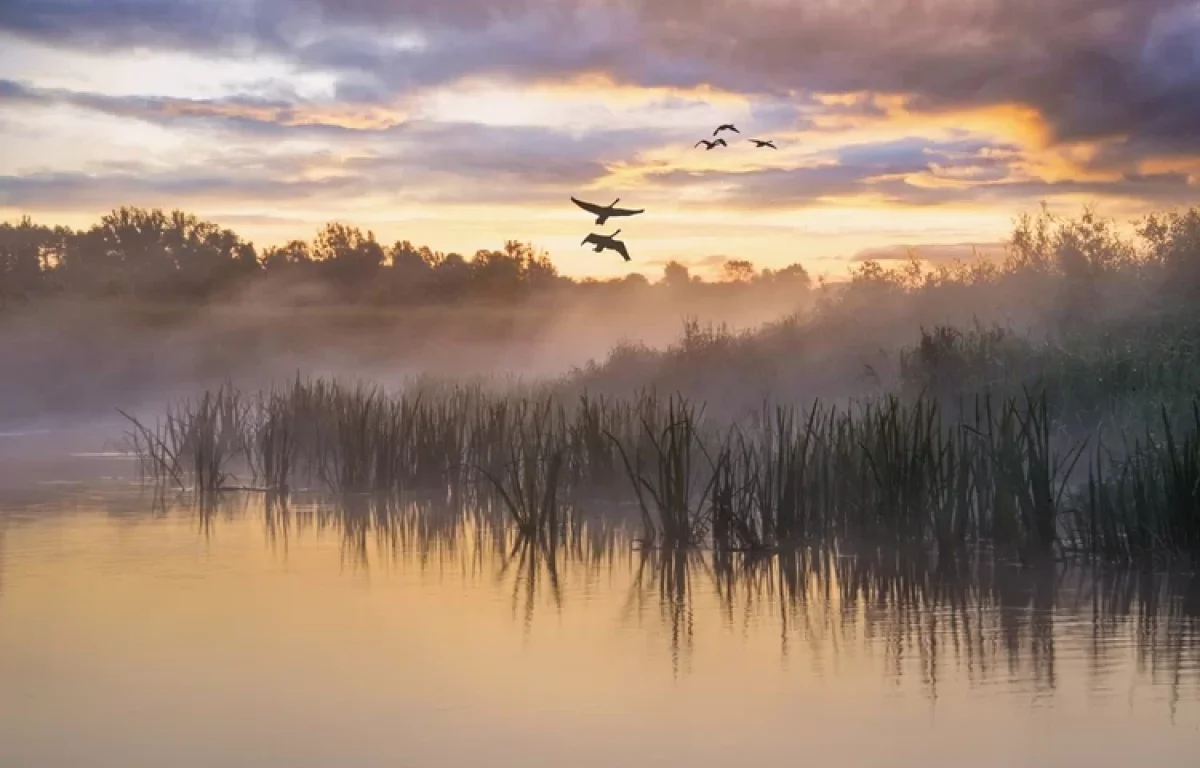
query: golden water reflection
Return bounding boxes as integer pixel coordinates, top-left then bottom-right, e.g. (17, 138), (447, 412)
(1, 492), (1199, 767)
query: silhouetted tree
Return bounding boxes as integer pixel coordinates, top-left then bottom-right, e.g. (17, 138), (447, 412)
(1139, 207), (1200, 300)
(262, 239), (313, 272)
(0, 205), (831, 311)
(663, 260), (691, 288)
(52, 207), (256, 299)
(760, 262), (812, 290)
(0, 217), (57, 304)
(722, 259), (756, 282)
(313, 222), (385, 291)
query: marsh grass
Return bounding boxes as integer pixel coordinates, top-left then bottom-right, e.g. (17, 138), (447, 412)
(1079, 404), (1200, 561)
(477, 399), (570, 537)
(123, 372), (1200, 563)
(608, 395), (717, 548)
(121, 382), (250, 497)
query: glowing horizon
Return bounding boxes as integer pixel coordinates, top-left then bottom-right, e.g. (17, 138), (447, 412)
(3, 1), (1199, 280)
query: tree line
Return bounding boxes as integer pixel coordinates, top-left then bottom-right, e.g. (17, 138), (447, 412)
(0, 206), (813, 307)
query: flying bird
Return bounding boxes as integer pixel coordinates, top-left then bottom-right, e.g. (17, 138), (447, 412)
(749, 139), (777, 149)
(713, 124), (740, 136)
(570, 196), (645, 226)
(581, 230), (631, 262)
(695, 138), (728, 150)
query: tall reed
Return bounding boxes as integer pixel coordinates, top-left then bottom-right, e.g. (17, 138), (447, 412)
(122, 376), (1200, 562)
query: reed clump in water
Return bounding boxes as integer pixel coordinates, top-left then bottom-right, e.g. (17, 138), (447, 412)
(477, 398), (571, 538)
(122, 376), (1200, 563)
(121, 383), (250, 498)
(1079, 403), (1200, 561)
(609, 395), (716, 548)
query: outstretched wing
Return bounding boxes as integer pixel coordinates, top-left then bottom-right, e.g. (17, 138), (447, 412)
(581, 233), (602, 246)
(571, 196), (605, 215)
(612, 240), (631, 261)
(695, 140), (707, 148)
(609, 206), (645, 216)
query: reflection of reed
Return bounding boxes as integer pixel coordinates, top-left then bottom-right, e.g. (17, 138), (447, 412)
(715, 546), (1200, 702)
(277, 492), (498, 574)
(623, 548), (710, 678)
(498, 532), (563, 633)
(497, 520), (628, 633)
(141, 491), (1200, 700)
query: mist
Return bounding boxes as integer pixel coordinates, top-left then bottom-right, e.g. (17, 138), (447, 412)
(4, 201), (1200, 455)
(0, 255), (810, 434)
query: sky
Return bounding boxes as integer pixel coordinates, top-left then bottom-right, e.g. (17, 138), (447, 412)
(2, 1), (1200, 279)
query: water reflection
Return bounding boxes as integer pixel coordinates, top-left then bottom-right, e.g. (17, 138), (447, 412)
(105, 491), (1200, 704)
(4, 489), (1200, 713)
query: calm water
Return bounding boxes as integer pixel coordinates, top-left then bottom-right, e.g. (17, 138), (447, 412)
(2, 456), (1200, 766)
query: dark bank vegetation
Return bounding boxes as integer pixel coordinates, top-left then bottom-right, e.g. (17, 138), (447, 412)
(0, 205), (811, 306)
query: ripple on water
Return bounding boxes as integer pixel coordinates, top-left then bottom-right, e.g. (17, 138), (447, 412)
(1, 491), (1199, 768)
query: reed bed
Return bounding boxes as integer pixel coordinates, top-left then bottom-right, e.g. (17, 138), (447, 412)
(123, 376), (1200, 563)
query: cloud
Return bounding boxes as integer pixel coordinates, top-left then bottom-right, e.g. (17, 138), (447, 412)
(635, 136), (1024, 207)
(850, 242), (1007, 265)
(0, 111), (669, 210)
(0, 170), (358, 210)
(7, 0), (1200, 171)
(0, 78), (409, 135)
(633, 131), (1200, 211)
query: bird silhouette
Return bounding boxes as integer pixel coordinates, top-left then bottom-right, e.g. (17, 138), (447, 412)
(749, 139), (777, 149)
(713, 124), (740, 136)
(570, 196), (645, 226)
(581, 230), (631, 262)
(695, 138), (728, 150)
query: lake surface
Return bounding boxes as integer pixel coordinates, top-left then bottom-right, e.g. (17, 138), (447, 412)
(2, 451), (1199, 767)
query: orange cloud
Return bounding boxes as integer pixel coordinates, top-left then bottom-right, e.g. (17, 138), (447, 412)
(810, 92), (1050, 148)
(801, 91), (1140, 188)
(1137, 155), (1200, 184)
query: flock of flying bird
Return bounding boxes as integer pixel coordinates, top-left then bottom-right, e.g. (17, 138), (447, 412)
(572, 123), (777, 263)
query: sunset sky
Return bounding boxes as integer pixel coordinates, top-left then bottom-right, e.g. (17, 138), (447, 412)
(2, 0), (1199, 279)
